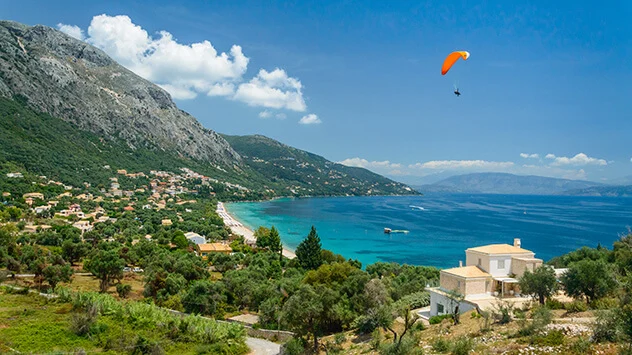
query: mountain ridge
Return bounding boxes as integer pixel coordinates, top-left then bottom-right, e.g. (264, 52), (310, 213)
(0, 20), (415, 198)
(416, 172), (604, 195)
(0, 20), (240, 166)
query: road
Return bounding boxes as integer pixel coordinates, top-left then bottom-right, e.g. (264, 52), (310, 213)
(245, 337), (281, 355)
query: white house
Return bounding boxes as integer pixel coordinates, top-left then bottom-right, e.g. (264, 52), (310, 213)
(185, 232), (206, 245)
(428, 238), (544, 317)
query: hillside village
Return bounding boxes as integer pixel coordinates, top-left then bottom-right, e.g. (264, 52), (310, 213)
(1, 166), (256, 258)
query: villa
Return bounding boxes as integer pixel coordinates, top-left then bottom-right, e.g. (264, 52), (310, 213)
(428, 238), (544, 316)
(197, 243), (233, 259)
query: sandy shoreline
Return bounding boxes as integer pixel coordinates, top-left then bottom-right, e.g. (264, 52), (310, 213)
(217, 202), (296, 259)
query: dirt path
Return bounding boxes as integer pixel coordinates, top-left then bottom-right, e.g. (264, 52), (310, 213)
(246, 337), (281, 355)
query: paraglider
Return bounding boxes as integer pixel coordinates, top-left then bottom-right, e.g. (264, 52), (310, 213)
(442, 50), (469, 96)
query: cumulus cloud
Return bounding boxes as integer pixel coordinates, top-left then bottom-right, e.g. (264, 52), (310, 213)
(409, 160), (514, 170)
(65, 14), (313, 116)
(57, 23), (85, 41)
(545, 154), (556, 159)
(299, 114), (321, 125)
(85, 14), (247, 100)
(549, 153), (607, 166)
(234, 68), (306, 111)
(259, 110), (287, 119)
(339, 158), (401, 170)
(258, 110), (272, 118)
(520, 153), (539, 159)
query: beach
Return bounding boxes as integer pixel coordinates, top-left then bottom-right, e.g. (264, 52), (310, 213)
(217, 202), (296, 259)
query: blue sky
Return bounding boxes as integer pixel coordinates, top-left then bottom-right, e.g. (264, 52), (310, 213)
(4, 0), (632, 184)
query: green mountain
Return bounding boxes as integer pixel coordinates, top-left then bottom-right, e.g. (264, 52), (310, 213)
(417, 172), (602, 195)
(222, 134), (416, 196)
(0, 20), (414, 199)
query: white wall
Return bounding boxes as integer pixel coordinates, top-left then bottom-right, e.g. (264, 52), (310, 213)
(489, 255), (513, 277)
(429, 290), (477, 317)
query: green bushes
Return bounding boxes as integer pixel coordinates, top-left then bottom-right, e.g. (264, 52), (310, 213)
(565, 301), (588, 313)
(59, 289), (246, 350)
(429, 314), (453, 324)
(545, 298), (565, 310)
(451, 336), (475, 355)
(432, 336), (475, 354)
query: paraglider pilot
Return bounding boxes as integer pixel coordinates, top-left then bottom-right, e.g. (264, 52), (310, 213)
(454, 88), (461, 96)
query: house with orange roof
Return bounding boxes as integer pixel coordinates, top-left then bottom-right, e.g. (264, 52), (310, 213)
(197, 243), (232, 259)
(428, 238), (543, 317)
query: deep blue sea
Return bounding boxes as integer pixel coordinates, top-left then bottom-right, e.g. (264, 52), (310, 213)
(227, 195), (632, 268)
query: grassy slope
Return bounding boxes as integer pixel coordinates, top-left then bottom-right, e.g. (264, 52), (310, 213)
(0, 288), (248, 354)
(222, 134), (415, 196)
(0, 97), (412, 198)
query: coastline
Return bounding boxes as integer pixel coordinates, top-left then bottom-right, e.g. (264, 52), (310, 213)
(217, 202), (296, 259)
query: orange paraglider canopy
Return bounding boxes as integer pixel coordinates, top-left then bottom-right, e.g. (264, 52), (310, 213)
(441, 51), (470, 75)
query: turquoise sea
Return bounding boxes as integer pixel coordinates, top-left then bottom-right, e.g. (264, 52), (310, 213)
(227, 195), (632, 268)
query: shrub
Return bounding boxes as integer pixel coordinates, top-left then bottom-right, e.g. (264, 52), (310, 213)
(545, 298), (565, 310)
(429, 314), (453, 324)
(570, 336), (592, 354)
(479, 310), (492, 333)
(590, 298), (618, 310)
(530, 329), (565, 346)
(451, 336), (474, 355)
(492, 301), (513, 325)
(592, 310), (620, 343)
(565, 301), (589, 313)
(379, 334), (423, 355)
(282, 338), (306, 355)
(370, 329), (381, 351)
(70, 305), (98, 336)
(432, 337), (450, 352)
(116, 283), (132, 299)
(517, 306), (551, 337)
(334, 332), (346, 345)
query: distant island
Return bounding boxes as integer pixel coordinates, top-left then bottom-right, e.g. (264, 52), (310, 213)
(415, 172), (610, 196)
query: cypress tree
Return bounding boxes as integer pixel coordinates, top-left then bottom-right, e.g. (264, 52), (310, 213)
(296, 226), (323, 270)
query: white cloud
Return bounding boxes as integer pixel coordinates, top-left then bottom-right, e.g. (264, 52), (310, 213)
(57, 23), (85, 41)
(69, 13), (314, 117)
(259, 110), (287, 119)
(234, 68), (306, 111)
(207, 83), (235, 97)
(339, 158), (401, 170)
(84, 14), (248, 100)
(299, 114), (321, 125)
(258, 110), (272, 118)
(409, 160), (514, 170)
(545, 154), (556, 159)
(630, 157), (632, 163)
(549, 153), (607, 166)
(520, 153), (539, 159)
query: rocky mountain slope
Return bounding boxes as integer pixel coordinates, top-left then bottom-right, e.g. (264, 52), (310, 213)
(0, 20), (240, 166)
(0, 20), (415, 198)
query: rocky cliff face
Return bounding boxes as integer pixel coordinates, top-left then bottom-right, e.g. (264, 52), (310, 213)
(0, 21), (240, 166)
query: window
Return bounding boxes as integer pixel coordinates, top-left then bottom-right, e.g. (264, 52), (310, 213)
(457, 280), (461, 288)
(478, 258), (481, 266)
(498, 260), (505, 269)
(437, 304), (444, 314)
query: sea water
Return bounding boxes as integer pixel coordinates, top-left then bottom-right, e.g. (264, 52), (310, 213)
(227, 194), (632, 268)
